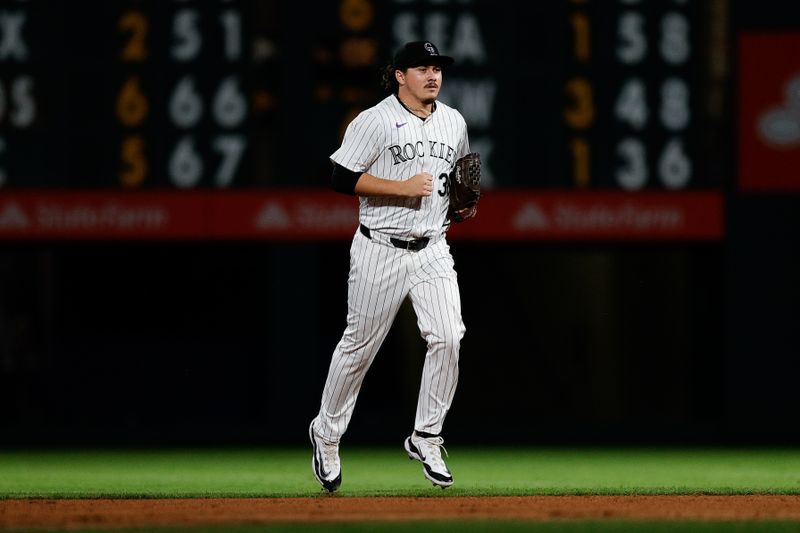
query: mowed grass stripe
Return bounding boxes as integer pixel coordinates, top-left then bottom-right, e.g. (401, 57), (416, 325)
(2, 448), (800, 498)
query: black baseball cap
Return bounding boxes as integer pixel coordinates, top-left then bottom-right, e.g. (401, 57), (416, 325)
(392, 41), (454, 69)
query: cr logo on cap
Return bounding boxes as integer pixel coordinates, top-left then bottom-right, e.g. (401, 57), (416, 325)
(424, 42), (437, 55)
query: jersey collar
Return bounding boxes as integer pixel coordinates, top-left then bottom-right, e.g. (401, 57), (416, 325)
(394, 94), (436, 121)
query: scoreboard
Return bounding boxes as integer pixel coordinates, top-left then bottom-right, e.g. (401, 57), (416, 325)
(399, 0), (729, 189)
(0, 0), (731, 189)
(0, 1), (270, 188)
(0, 0), (729, 240)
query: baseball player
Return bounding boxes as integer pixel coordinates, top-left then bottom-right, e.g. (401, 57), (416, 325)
(309, 41), (476, 492)
(309, 41), (475, 492)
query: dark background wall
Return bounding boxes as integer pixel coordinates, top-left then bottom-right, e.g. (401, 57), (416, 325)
(0, 0), (798, 446)
(0, 242), (731, 445)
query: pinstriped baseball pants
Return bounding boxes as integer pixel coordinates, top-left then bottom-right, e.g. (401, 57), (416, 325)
(315, 228), (465, 442)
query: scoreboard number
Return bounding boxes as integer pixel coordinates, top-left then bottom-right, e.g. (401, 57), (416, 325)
(615, 78), (648, 130)
(120, 136), (147, 188)
(169, 136), (204, 188)
(116, 76), (149, 128)
(616, 137), (648, 190)
(617, 12), (647, 64)
(660, 78), (690, 131)
(660, 12), (690, 64)
(172, 9), (202, 62)
(659, 138), (691, 189)
(564, 78), (594, 130)
(119, 11), (149, 62)
(0, 77), (36, 128)
(168, 135), (246, 187)
(570, 12), (591, 61)
(219, 10), (243, 61)
(170, 76), (204, 129)
(213, 135), (247, 187)
(570, 138), (591, 188)
(213, 76), (247, 128)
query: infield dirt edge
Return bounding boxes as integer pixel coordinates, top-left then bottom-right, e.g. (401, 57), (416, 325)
(3, 495), (800, 529)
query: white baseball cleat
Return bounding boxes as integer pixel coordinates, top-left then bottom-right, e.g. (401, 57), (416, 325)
(309, 419), (342, 492)
(404, 432), (454, 488)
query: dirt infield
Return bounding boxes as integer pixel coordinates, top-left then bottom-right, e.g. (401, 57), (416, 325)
(2, 496), (800, 529)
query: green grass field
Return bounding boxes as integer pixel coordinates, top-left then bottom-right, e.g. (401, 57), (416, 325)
(2, 447), (800, 499)
(4, 448), (800, 532)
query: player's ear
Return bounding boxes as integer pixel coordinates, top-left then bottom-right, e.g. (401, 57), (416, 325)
(394, 69), (405, 86)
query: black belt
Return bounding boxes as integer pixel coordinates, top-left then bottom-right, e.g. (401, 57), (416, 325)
(360, 224), (430, 251)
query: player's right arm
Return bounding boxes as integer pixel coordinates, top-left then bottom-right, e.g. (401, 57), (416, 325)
(331, 164), (432, 198)
(354, 171), (432, 198)
(330, 109), (432, 198)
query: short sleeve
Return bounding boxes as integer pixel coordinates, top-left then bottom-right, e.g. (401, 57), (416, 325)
(458, 128), (471, 160)
(455, 113), (470, 159)
(330, 111), (384, 173)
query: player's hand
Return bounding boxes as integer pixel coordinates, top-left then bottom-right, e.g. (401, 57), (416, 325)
(404, 172), (433, 198)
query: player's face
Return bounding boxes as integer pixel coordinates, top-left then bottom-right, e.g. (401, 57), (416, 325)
(398, 65), (442, 105)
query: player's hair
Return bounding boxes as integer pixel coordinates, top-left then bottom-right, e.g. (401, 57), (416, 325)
(381, 63), (400, 94)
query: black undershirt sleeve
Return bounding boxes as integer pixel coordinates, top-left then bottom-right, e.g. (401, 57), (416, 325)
(331, 163), (362, 195)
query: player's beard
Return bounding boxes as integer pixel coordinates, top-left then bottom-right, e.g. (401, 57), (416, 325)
(419, 86), (439, 105)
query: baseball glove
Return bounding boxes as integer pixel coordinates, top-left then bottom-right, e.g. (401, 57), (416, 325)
(448, 152), (481, 223)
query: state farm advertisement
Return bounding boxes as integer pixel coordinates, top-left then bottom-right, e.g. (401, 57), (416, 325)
(0, 190), (722, 241)
(739, 33), (800, 191)
(449, 190), (722, 241)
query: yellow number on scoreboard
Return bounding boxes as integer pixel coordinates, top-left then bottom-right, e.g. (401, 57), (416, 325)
(570, 137), (590, 188)
(116, 76), (149, 128)
(120, 136), (147, 188)
(340, 0), (374, 32)
(564, 78), (595, 130)
(570, 13), (591, 62)
(119, 11), (149, 62)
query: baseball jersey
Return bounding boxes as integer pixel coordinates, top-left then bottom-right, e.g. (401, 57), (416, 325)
(330, 95), (470, 239)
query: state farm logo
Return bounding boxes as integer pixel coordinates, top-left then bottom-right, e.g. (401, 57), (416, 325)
(758, 74), (800, 147)
(254, 202), (290, 229)
(0, 202), (30, 229)
(254, 200), (357, 231)
(513, 202), (550, 230)
(512, 198), (684, 234)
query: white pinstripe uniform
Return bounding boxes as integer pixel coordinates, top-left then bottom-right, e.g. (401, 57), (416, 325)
(315, 93), (470, 443)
